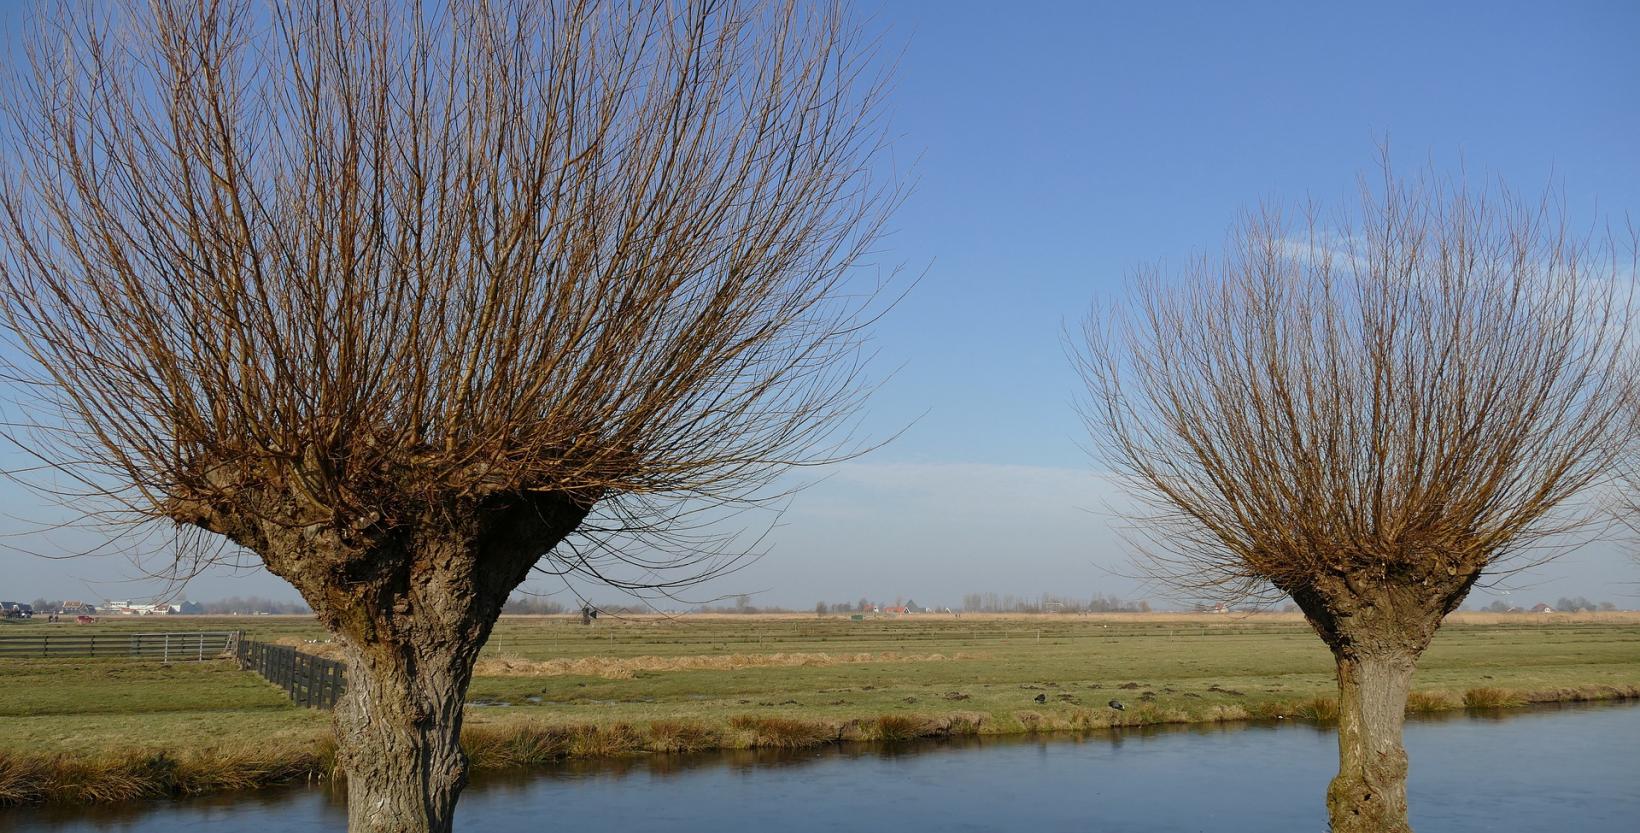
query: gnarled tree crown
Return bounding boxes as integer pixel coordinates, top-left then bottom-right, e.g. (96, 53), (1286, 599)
(0, 0), (895, 588)
(1078, 168), (1635, 609)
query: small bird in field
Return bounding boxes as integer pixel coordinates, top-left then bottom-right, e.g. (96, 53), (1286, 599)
(1108, 699), (1126, 711)
(1034, 693), (1047, 703)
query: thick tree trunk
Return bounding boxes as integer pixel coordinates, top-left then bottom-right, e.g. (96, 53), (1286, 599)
(1288, 573), (1478, 833)
(335, 637), (479, 833)
(1327, 651), (1416, 833)
(246, 493), (590, 833)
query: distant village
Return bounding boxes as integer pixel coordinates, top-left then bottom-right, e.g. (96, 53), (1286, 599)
(1, 596), (312, 619)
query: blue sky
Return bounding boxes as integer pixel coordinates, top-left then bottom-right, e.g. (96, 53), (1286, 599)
(1, 1), (1637, 609)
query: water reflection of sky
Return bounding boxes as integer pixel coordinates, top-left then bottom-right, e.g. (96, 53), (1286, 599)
(6, 702), (1635, 832)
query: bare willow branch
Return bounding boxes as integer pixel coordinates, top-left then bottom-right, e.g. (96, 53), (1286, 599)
(1075, 160), (1634, 833)
(1078, 169), (1633, 605)
(0, 2), (898, 829)
(0, 0), (896, 584)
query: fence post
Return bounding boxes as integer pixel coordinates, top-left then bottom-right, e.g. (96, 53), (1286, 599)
(230, 638), (346, 711)
(163, 633), (170, 664)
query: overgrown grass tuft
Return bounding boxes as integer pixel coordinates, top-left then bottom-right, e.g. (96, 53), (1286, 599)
(1463, 687), (1524, 709)
(941, 711), (989, 735)
(0, 744), (330, 807)
(1405, 690), (1459, 713)
(1247, 700), (1291, 720)
(1519, 683), (1640, 704)
(1293, 697), (1339, 722)
(463, 723), (572, 767)
(1012, 710), (1047, 732)
(872, 714), (930, 742)
(728, 715), (837, 748)
(645, 721), (720, 754)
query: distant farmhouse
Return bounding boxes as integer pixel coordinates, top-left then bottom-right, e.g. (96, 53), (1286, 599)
(868, 599), (928, 616)
(103, 600), (180, 616)
(1530, 603), (1554, 614)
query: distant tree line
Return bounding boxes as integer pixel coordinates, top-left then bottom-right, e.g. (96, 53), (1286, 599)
(959, 593), (1149, 614)
(198, 596), (312, 615)
(499, 598), (567, 616)
(813, 599), (872, 614)
(1480, 598), (1619, 613)
(692, 595), (798, 614)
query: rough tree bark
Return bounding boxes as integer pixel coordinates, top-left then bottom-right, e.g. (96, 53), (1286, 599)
(334, 629), (475, 833)
(198, 492), (590, 833)
(1328, 651), (1416, 833)
(1290, 576), (1475, 833)
(328, 496), (590, 833)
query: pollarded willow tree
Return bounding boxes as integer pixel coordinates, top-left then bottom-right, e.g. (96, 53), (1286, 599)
(1077, 170), (1633, 833)
(0, 1), (896, 831)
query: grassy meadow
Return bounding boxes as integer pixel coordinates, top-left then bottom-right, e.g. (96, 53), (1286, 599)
(2, 612), (1637, 804)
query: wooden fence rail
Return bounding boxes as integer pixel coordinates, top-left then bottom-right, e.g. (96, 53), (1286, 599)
(0, 631), (238, 660)
(237, 639), (347, 709)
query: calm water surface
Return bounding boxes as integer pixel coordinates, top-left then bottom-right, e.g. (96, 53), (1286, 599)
(6, 702), (1635, 832)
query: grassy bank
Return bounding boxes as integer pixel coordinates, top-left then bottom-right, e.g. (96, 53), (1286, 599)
(3, 613), (1638, 805)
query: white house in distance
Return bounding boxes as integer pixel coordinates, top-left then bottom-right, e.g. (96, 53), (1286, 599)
(103, 600), (179, 616)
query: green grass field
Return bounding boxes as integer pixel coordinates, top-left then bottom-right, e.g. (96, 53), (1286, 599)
(2, 612), (1637, 804)
(4, 612), (1638, 751)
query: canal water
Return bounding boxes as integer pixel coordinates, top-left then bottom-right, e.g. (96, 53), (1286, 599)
(6, 702), (1635, 832)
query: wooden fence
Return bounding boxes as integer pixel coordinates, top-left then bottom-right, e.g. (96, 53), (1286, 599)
(237, 639), (347, 709)
(0, 630), (238, 660)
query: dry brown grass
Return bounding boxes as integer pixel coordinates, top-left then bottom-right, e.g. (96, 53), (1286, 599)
(0, 742), (330, 806)
(1444, 611), (1640, 625)
(1246, 700), (1290, 720)
(1463, 687), (1526, 709)
(1293, 696), (1340, 721)
(1405, 690), (1460, 713)
(459, 724), (573, 768)
(1517, 683), (1640, 704)
(872, 714), (933, 742)
(939, 711), (990, 735)
(644, 721), (721, 754)
(1011, 710), (1048, 732)
(727, 715), (840, 748)
(461, 722), (647, 768)
(474, 651), (967, 680)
